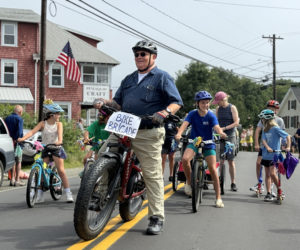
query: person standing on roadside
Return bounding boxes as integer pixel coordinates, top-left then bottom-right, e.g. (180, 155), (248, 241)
(5, 105), (25, 186)
(94, 40), (183, 235)
(250, 100), (285, 193)
(212, 91), (240, 192)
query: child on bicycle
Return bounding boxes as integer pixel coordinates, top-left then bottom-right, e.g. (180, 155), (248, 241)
(258, 109), (291, 202)
(18, 100), (74, 203)
(175, 91), (227, 208)
(79, 109), (110, 177)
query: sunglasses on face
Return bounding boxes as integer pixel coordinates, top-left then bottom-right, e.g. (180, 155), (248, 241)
(134, 52), (148, 58)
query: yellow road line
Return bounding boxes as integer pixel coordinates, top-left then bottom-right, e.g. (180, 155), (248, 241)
(93, 183), (184, 250)
(68, 182), (182, 250)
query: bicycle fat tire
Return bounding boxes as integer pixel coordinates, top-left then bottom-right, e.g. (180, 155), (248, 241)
(192, 161), (202, 213)
(26, 166), (40, 208)
(73, 157), (119, 241)
(50, 166), (63, 200)
(219, 162), (226, 195)
(82, 160), (94, 180)
(172, 160), (179, 191)
(119, 171), (144, 221)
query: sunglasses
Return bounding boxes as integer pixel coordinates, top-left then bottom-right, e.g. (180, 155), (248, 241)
(134, 52), (148, 58)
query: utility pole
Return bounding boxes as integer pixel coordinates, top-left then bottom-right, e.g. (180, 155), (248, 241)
(39, 0), (47, 121)
(262, 34), (283, 100)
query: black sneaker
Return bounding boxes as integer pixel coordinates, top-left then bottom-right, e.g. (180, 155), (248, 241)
(264, 192), (273, 202)
(146, 216), (163, 235)
(168, 176), (173, 182)
(231, 183), (238, 192)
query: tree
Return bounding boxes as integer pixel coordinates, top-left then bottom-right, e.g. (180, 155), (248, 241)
(175, 62), (291, 129)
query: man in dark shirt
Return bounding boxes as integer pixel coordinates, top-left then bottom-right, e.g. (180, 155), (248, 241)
(96, 40), (183, 235)
(5, 105), (24, 186)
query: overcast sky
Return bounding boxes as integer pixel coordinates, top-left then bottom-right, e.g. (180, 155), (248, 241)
(2, 0), (300, 92)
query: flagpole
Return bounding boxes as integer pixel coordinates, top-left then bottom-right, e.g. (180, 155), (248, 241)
(38, 0), (47, 121)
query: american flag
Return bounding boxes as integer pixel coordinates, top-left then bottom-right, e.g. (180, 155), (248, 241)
(56, 41), (81, 84)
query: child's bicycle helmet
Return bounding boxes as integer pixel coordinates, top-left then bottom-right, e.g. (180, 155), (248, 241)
(266, 100), (280, 109)
(194, 91), (212, 101)
(43, 99), (64, 116)
(258, 109), (274, 120)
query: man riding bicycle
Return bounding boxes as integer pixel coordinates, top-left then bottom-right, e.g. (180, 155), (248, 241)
(94, 40), (183, 235)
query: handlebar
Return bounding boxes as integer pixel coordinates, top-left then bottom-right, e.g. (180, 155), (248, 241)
(100, 104), (181, 124)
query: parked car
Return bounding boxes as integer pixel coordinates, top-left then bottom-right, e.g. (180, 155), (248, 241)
(0, 117), (15, 186)
(22, 129), (42, 164)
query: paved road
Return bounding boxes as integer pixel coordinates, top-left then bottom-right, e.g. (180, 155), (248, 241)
(1, 151), (300, 250)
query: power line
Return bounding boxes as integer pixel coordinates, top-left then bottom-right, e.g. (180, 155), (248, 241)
(139, 0), (269, 58)
(194, 0), (300, 11)
(54, 0), (140, 39)
(62, 0), (260, 80)
(101, 0), (266, 72)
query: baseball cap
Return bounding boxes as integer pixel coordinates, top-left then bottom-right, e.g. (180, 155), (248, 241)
(212, 91), (228, 105)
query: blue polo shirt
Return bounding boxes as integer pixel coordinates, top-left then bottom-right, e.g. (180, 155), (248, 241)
(113, 67), (183, 116)
(185, 109), (218, 150)
(5, 112), (23, 141)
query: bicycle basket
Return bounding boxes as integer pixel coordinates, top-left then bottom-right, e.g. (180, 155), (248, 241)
(283, 151), (299, 179)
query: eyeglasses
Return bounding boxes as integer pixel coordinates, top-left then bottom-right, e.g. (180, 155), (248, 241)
(134, 52), (148, 58)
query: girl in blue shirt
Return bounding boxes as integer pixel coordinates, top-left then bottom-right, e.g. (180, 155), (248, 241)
(259, 109), (291, 201)
(175, 91), (227, 208)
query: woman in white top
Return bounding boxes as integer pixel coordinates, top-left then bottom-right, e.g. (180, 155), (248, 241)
(18, 100), (73, 203)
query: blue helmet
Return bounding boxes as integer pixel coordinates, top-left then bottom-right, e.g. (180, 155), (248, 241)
(258, 109), (274, 120)
(43, 103), (64, 115)
(194, 91), (212, 101)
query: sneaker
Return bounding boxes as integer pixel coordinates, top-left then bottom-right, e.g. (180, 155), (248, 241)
(9, 180), (15, 186)
(146, 216), (163, 235)
(264, 192), (273, 202)
(66, 191), (74, 203)
(215, 199), (224, 208)
(231, 183), (238, 192)
(14, 181), (26, 187)
(168, 176), (173, 182)
(271, 191), (277, 198)
(36, 191), (45, 203)
(250, 183), (264, 192)
(184, 184), (192, 196)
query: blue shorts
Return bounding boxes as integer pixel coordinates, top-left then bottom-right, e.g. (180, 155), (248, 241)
(187, 143), (216, 157)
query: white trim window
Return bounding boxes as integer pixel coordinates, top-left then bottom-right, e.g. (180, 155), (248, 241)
(49, 62), (64, 88)
(82, 64), (109, 85)
(55, 101), (71, 121)
(1, 22), (18, 47)
(1, 59), (17, 86)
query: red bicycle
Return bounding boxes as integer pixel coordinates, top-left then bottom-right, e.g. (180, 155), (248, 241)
(73, 105), (179, 240)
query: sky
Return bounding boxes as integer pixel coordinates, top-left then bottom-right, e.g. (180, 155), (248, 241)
(2, 0), (300, 93)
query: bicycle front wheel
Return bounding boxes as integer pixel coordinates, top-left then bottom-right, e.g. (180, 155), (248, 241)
(219, 162), (226, 195)
(192, 160), (204, 213)
(74, 157), (119, 241)
(26, 165), (40, 208)
(172, 160), (179, 191)
(50, 166), (63, 200)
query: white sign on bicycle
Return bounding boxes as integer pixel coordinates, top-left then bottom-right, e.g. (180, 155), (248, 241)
(105, 111), (141, 138)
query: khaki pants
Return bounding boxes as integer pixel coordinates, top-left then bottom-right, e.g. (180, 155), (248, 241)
(99, 127), (165, 220)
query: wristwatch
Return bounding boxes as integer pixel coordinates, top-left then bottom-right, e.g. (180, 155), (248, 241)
(166, 107), (172, 115)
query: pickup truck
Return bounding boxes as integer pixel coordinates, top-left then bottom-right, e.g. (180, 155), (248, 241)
(0, 117), (15, 186)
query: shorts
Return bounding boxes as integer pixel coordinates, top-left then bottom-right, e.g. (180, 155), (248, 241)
(14, 144), (22, 163)
(220, 135), (236, 160)
(187, 143), (216, 157)
(162, 138), (176, 154)
(261, 159), (274, 167)
(41, 145), (67, 159)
